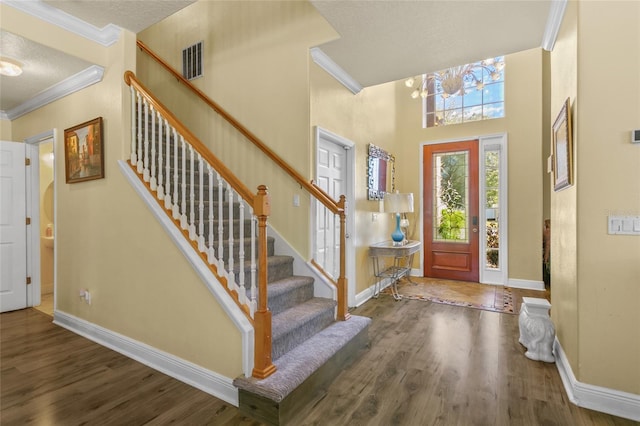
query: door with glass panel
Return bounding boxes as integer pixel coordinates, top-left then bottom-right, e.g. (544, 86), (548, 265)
(423, 141), (479, 282)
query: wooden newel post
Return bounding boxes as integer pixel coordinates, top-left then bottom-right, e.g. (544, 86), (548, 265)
(252, 185), (276, 379)
(337, 195), (351, 321)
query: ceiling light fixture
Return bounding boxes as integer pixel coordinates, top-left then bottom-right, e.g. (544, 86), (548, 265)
(0, 57), (23, 77)
(406, 57), (504, 99)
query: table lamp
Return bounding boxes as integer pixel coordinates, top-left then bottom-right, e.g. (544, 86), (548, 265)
(384, 191), (414, 245)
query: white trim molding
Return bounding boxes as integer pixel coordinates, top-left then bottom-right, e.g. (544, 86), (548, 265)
(508, 278), (545, 291)
(119, 161), (254, 378)
(4, 65), (105, 120)
(541, 0), (568, 51)
(310, 47), (363, 95)
(2, 0), (121, 46)
(554, 338), (640, 421)
(54, 311), (239, 407)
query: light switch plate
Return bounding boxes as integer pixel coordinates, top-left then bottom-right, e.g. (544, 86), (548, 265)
(608, 215), (640, 235)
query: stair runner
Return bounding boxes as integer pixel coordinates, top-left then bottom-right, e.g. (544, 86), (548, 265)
(137, 110), (370, 425)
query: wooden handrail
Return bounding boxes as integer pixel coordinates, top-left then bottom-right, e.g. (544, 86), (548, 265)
(136, 40), (342, 215)
(124, 71), (255, 205)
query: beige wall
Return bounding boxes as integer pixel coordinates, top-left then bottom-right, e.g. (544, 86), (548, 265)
(138, 1), (338, 259)
(549, 0), (580, 374)
(0, 119), (12, 140)
(575, 1), (639, 394)
(310, 64), (398, 295)
(551, 0), (640, 395)
(39, 142), (54, 294)
(395, 48), (545, 283)
(3, 5), (242, 378)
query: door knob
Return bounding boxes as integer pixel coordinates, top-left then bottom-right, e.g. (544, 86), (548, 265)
(473, 228), (478, 233)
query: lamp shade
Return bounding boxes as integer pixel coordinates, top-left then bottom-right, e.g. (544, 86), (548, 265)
(384, 192), (414, 214)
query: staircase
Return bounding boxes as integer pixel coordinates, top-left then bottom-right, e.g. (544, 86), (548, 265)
(128, 80), (371, 425)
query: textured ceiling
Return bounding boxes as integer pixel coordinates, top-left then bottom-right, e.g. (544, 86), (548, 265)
(0, 30), (93, 111)
(1, 0), (554, 119)
(311, 0), (552, 87)
(43, 0), (196, 33)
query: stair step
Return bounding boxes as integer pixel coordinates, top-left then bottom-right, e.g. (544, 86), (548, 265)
(234, 255), (293, 285)
(272, 298), (336, 361)
(234, 315), (371, 426)
(266, 276), (315, 315)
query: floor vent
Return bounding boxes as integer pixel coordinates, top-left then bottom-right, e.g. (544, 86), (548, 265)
(182, 41), (203, 80)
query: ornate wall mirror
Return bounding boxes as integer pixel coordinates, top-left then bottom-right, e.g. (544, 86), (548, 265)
(367, 144), (395, 200)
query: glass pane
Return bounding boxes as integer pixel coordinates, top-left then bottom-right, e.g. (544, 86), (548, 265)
(463, 105), (483, 122)
(483, 102), (504, 119)
(483, 82), (504, 103)
(464, 89), (482, 107)
(485, 150), (500, 269)
(433, 151), (469, 242)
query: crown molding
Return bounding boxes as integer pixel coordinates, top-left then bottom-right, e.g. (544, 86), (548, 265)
(2, 0), (121, 46)
(3, 65), (104, 120)
(310, 47), (363, 95)
(541, 0), (568, 51)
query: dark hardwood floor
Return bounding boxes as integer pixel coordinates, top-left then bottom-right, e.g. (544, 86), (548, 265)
(2, 296), (636, 425)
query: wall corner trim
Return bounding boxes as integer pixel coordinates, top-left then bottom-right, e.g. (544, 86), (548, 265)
(6, 65), (105, 120)
(554, 338), (640, 422)
(541, 0), (568, 51)
(53, 310), (239, 407)
(310, 47), (363, 95)
(2, 0), (121, 46)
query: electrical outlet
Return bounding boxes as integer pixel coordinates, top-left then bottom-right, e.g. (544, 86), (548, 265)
(79, 289), (92, 304)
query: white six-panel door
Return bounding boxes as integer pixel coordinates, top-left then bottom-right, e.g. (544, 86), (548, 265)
(0, 141), (27, 312)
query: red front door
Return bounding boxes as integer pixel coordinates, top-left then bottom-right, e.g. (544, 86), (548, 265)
(423, 141), (479, 282)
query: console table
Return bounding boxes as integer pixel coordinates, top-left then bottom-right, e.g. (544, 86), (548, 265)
(369, 240), (421, 300)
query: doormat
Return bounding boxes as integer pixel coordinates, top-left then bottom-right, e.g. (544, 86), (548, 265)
(381, 279), (515, 314)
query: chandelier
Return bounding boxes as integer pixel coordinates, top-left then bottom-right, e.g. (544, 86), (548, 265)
(405, 57), (504, 99)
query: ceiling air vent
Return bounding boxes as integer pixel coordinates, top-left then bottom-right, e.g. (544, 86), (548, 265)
(182, 41), (203, 80)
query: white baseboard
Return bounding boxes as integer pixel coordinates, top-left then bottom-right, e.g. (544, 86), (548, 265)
(554, 338), (640, 421)
(54, 310), (239, 407)
(508, 278), (545, 291)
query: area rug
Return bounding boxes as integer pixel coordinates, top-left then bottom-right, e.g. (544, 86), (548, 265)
(381, 279), (515, 314)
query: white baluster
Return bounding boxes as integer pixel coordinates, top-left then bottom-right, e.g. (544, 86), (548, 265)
(172, 129), (180, 219)
(217, 173), (225, 276)
(180, 137), (188, 229)
(332, 212), (338, 279)
(149, 106), (157, 189)
(238, 198), (246, 291)
(156, 111), (164, 200)
(207, 165), (215, 264)
(136, 95), (143, 173)
(164, 120), (172, 209)
(188, 146), (196, 239)
(227, 183), (235, 286)
(197, 155), (205, 251)
(143, 102), (150, 182)
(323, 206), (329, 271)
(130, 87), (136, 166)
(250, 214), (257, 317)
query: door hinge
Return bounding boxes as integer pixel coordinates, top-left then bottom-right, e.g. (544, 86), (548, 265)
(26, 217), (31, 225)
(25, 158), (31, 166)
(26, 277), (32, 285)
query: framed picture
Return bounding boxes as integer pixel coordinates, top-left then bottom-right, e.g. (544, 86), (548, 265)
(552, 98), (573, 191)
(64, 117), (104, 183)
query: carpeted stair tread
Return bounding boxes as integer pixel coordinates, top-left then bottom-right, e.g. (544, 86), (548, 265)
(272, 298), (336, 342)
(233, 315), (371, 403)
(267, 275), (314, 299)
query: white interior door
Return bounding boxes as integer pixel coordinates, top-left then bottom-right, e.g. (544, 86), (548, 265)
(314, 127), (355, 305)
(316, 139), (346, 277)
(0, 141), (27, 312)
